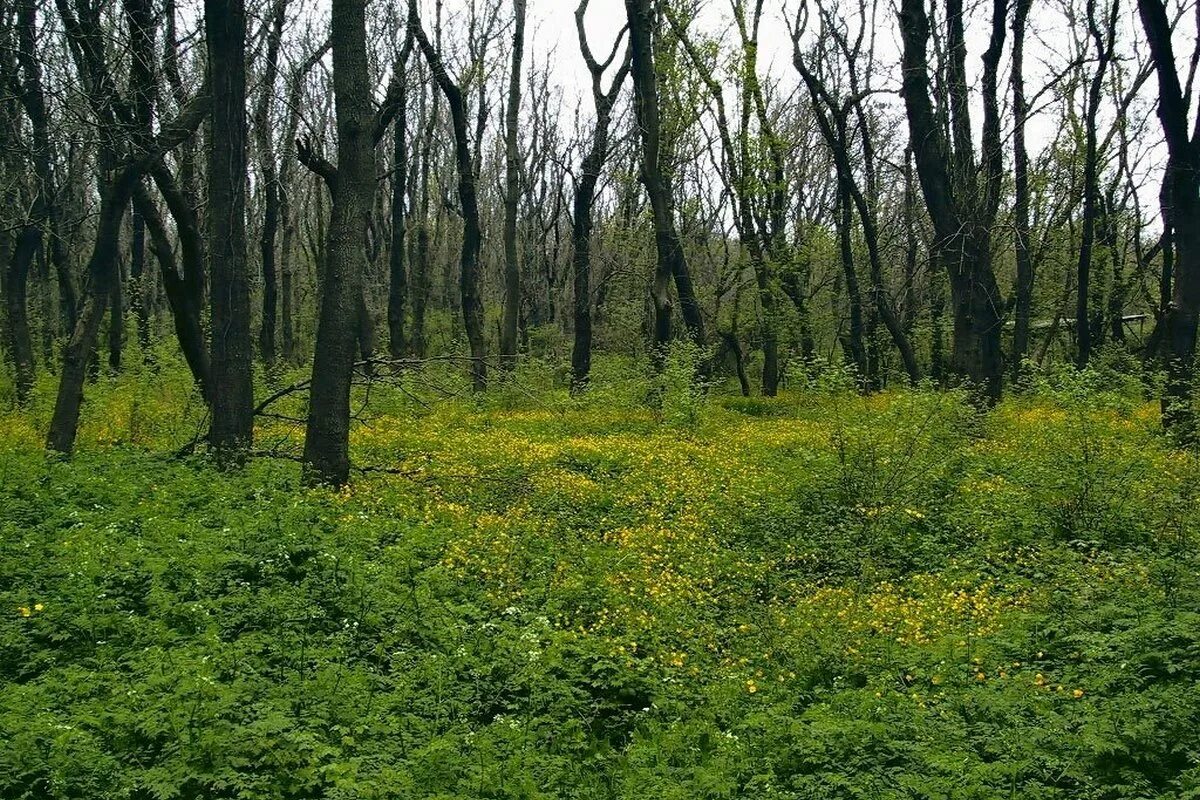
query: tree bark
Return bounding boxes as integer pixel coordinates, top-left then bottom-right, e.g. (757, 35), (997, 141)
(302, 0), (376, 484)
(388, 31), (415, 360)
(571, 0), (629, 390)
(206, 0), (254, 456)
(625, 0), (705, 357)
(410, 0), (488, 390)
(254, 0), (287, 368)
(500, 0), (527, 371)
(1011, 0), (1033, 380)
(1138, 0), (1200, 436)
(898, 0), (1006, 402)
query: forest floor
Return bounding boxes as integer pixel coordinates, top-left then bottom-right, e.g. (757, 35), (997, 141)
(1, 357), (1198, 798)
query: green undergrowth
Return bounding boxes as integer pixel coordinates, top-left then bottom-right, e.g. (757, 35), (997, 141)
(1, 355), (1198, 798)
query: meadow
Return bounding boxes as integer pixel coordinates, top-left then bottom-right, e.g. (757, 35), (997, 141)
(1, 354), (1198, 799)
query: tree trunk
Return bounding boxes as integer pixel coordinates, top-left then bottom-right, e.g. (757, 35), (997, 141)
(206, 0), (254, 456)
(388, 31), (414, 360)
(1137, 0), (1200, 436)
(133, 182), (212, 398)
(6, 227), (38, 404)
(571, 0), (629, 390)
(1011, 0), (1033, 380)
(410, 0), (487, 390)
(47, 174), (135, 453)
(255, 0), (286, 368)
(625, 0), (705, 356)
(500, 0), (527, 370)
(898, 0), (1006, 403)
(1075, 0), (1116, 368)
(836, 176), (868, 379)
(302, 0), (376, 485)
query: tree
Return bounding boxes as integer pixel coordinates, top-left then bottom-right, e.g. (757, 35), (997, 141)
(571, 0), (630, 390)
(1137, 0), (1200, 436)
(1075, 0), (1119, 367)
(301, 0), (376, 485)
(47, 0), (208, 454)
(254, 0), (288, 368)
(500, 0), (526, 370)
(1011, 0), (1033, 379)
(410, 0), (489, 391)
(625, 0), (705, 355)
(389, 28), (415, 360)
(206, 0), (254, 456)
(790, 0), (921, 386)
(898, 0), (1007, 402)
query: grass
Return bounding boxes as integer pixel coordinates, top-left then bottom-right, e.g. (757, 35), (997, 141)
(1, 355), (1198, 798)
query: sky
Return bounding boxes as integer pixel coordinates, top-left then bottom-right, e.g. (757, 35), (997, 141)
(287, 0), (1171, 220)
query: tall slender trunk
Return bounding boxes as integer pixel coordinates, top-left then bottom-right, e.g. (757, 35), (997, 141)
(410, 0), (487, 390)
(6, 228), (38, 404)
(48, 173), (136, 452)
(572, 0), (629, 390)
(206, 0), (253, 456)
(388, 32), (414, 360)
(130, 208), (151, 353)
(625, 0), (705, 357)
(836, 175), (868, 379)
(1011, 0), (1033, 379)
(1137, 0), (1200, 436)
(302, 0), (376, 484)
(255, 0), (286, 368)
(108, 257), (123, 371)
(500, 0), (527, 370)
(1076, 0), (1116, 367)
(133, 182), (212, 397)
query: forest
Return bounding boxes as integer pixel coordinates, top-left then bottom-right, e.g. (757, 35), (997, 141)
(1, 0), (1199, 796)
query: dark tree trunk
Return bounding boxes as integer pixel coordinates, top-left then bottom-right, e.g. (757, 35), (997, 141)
(625, 0), (705, 355)
(278, 42), (330, 364)
(836, 175), (868, 379)
(500, 0), (527, 370)
(1011, 0), (1033, 380)
(898, 0), (1006, 402)
(388, 31), (414, 360)
(410, 73), (437, 360)
(302, 0), (376, 485)
(791, 40), (921, 386)
(411, 0), (487, 390)
(902, 149), (920, 337)
(15, 0), (76, 337)
(133, 183), (211, 398)
(108, 259), (123, 371)
(6, 227), (38, 404)
(254, 0), (286, 368)
(1076, 0), (1117, 368)
(130, 208), (151, 353)
(206, 0), (254, 456)
(47, 0), (207, 453)
(571, 0), (629, 391)
(1138, 0), (1200, 436)
(48, 175), (135, 452)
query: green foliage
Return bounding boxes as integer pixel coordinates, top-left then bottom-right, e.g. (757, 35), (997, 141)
(1, 359), (1197, 798)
